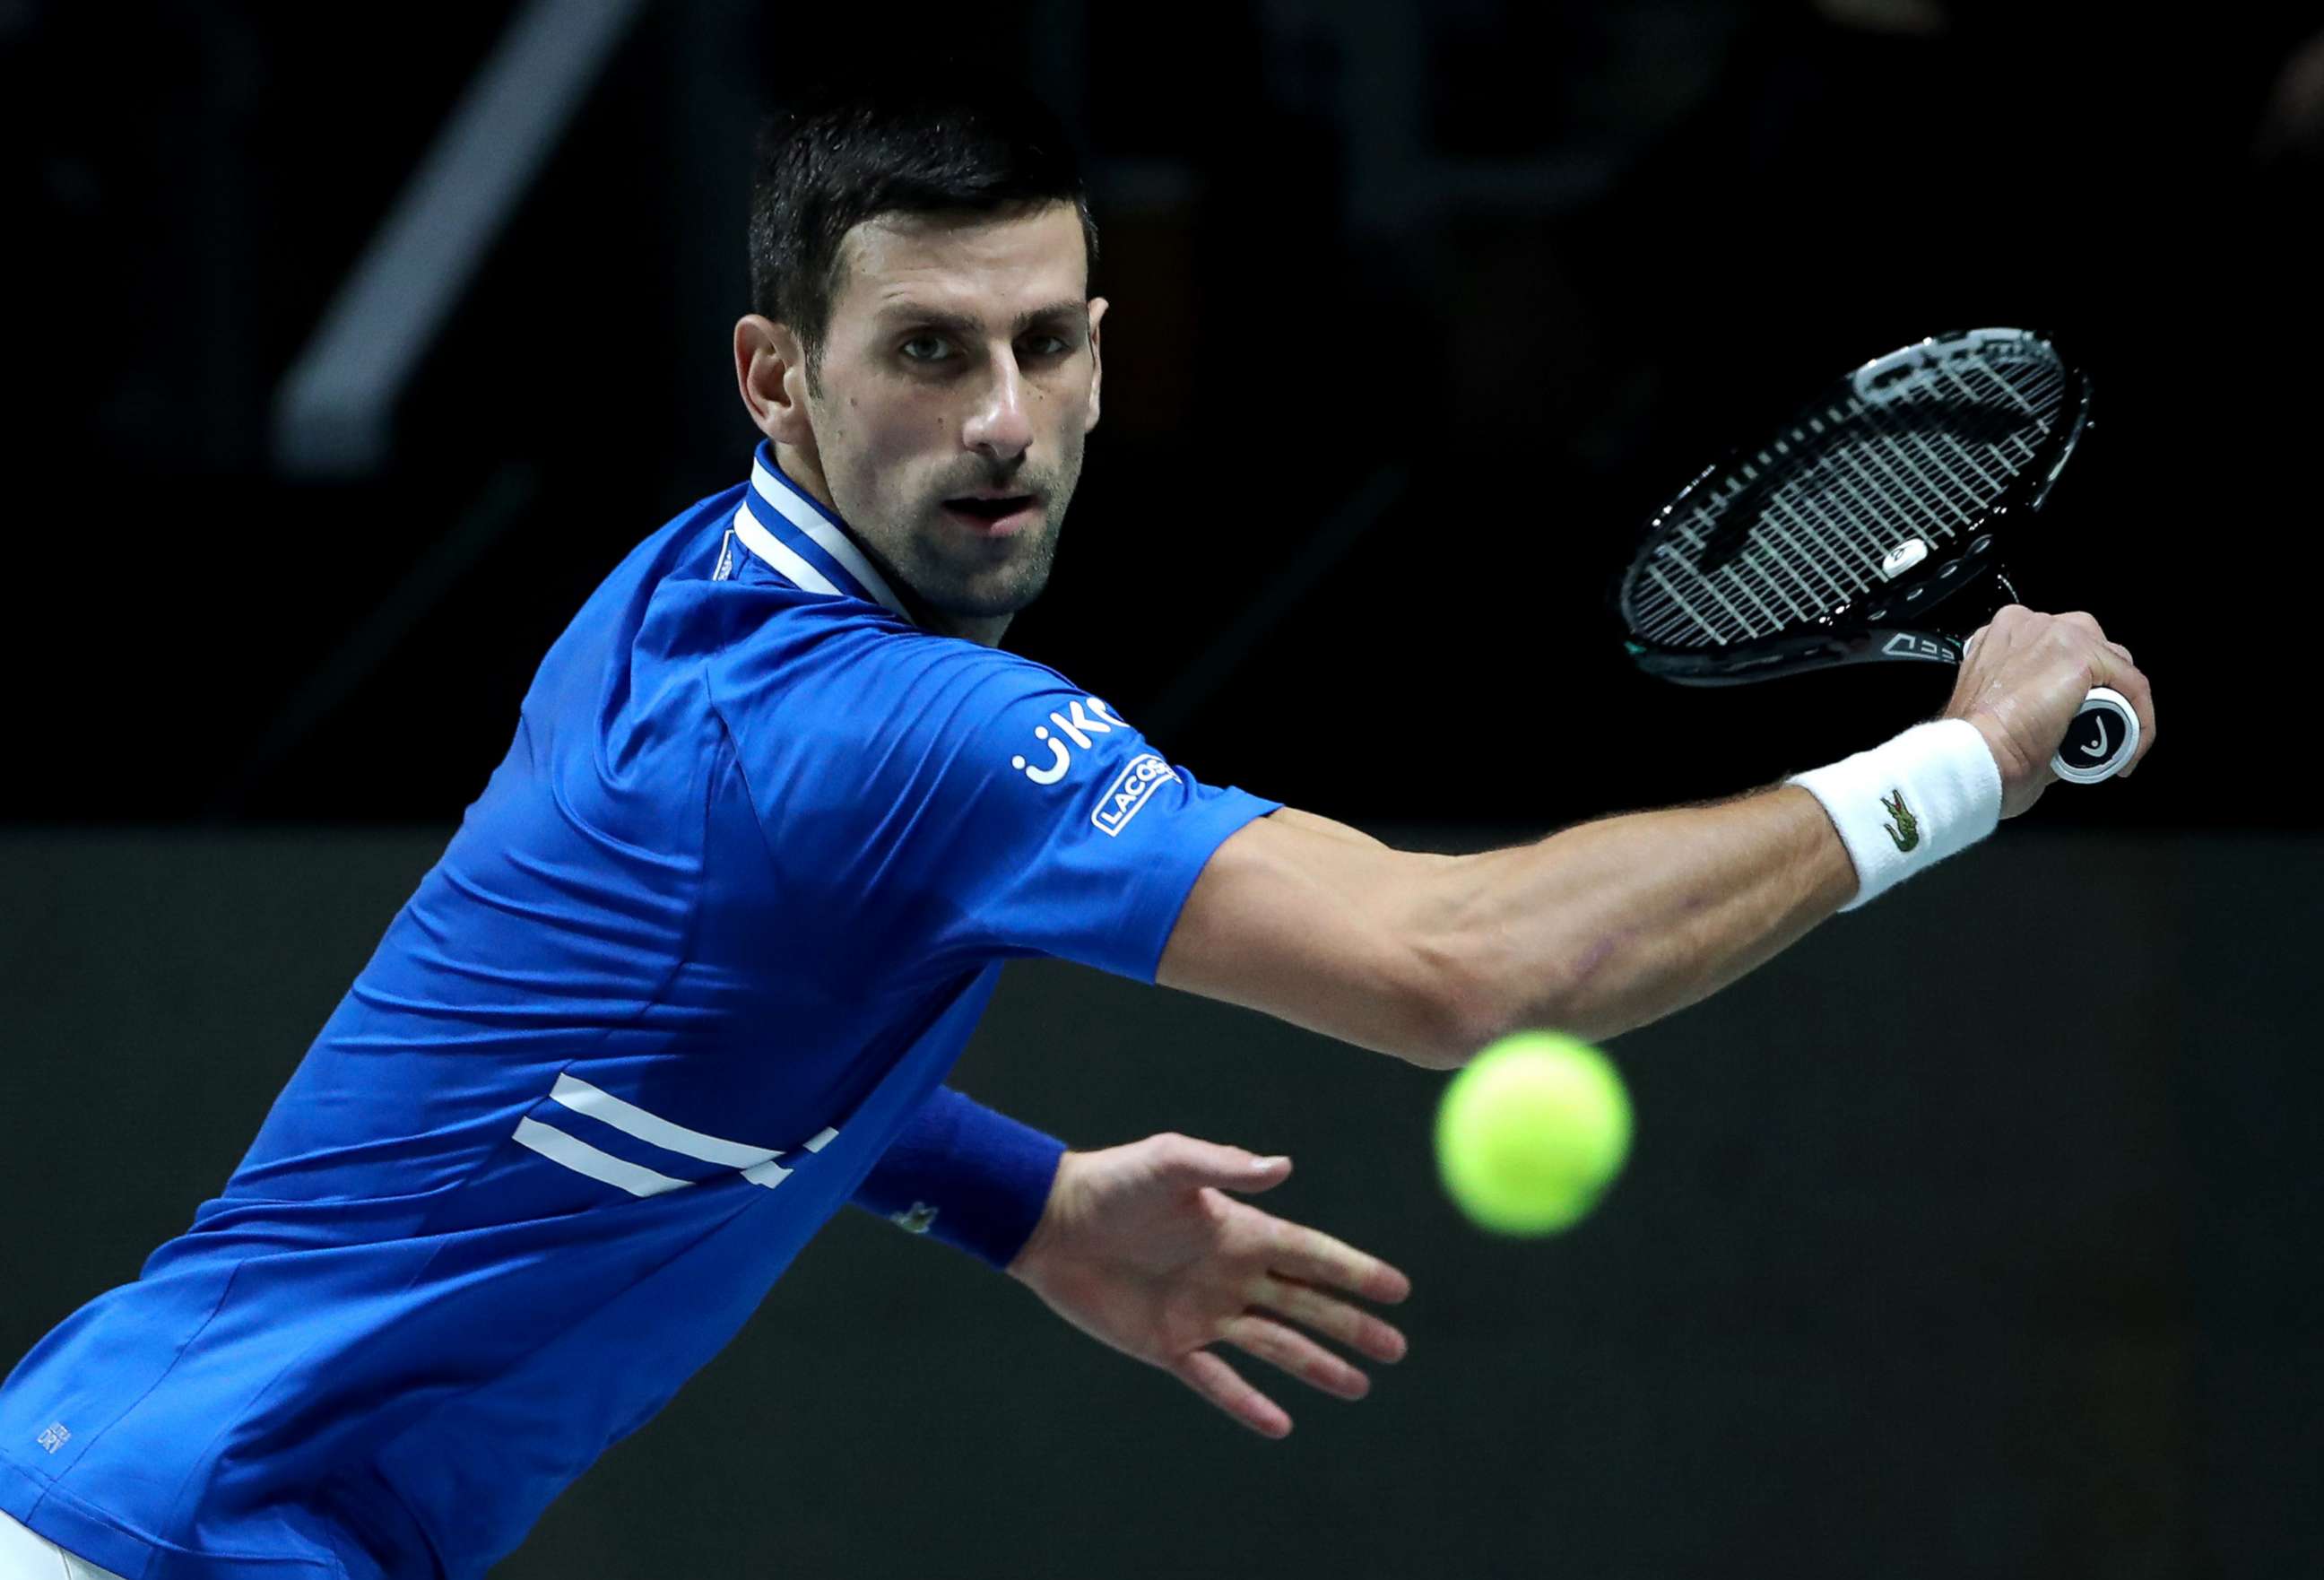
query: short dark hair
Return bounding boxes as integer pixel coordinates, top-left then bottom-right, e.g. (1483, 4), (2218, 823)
(747, 81), (1099, 387)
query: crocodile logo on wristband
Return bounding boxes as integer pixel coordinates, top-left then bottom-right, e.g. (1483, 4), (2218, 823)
(1881, 788), (1921, 853)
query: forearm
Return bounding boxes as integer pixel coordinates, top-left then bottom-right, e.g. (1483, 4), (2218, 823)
(1165, 787), (1858, 1065)
(1426, 785), (1856, 1048)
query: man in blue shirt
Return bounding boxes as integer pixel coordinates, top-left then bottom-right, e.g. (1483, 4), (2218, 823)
(0, 85), (1407, 1580)
(0, 77), (2156, 1580)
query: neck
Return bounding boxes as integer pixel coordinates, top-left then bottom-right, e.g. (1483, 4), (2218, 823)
(770, 439), (1014, 648)
(936, 611), (1014, 648)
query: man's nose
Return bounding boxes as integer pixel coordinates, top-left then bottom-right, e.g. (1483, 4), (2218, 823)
(962, 352), (1034, 464)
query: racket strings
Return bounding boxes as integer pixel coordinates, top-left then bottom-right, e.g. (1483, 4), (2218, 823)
(1626, 354), (2066, 647)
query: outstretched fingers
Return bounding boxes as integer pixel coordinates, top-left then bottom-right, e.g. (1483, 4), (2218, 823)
(1172, 1349), (1291, 1438)
(1261, 1219), (1413, 1307)
(1255, 1274), (1409, 1365)
(1220, 1312), (1372, 1402)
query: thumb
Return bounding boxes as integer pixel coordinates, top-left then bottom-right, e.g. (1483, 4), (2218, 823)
(1158, 1135), (1292, 1194)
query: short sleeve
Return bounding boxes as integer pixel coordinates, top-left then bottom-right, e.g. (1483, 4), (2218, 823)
(714, 628), (1279, 985)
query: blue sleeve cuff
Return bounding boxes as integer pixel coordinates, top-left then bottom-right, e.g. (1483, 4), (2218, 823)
(849, 1086), (1065, 1271)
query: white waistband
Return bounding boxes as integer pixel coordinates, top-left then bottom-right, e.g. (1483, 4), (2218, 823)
(0, 1510), (130, 1580)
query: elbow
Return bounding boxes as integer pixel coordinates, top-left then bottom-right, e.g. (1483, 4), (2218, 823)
(1398, 941), (1563, 1072)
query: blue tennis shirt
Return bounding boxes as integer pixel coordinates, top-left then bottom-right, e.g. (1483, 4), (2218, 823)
(0, 442), (1279, 1579)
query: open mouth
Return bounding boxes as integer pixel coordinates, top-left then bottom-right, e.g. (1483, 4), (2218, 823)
(941, 494), (1040, 536)
(944, 494), (1036, 521)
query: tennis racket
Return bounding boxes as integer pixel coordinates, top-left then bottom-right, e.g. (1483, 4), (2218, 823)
(1615, 327), (2136, 785)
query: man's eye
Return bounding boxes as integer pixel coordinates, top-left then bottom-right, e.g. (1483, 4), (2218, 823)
(899, 334), (1073, 365)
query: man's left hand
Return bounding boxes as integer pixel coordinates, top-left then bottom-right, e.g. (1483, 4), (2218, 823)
(1008, 1133), (1411, 1438)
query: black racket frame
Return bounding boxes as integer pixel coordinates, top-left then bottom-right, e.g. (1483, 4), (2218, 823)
(1613, 329), (2094, 686)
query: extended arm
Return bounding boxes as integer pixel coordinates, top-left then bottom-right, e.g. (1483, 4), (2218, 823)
(1159, 603), (2159, 1069)
(1160, 788), (1853, 1067)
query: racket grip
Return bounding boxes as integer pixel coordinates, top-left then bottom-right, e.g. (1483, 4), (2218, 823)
(2049, 687), (2138, 784)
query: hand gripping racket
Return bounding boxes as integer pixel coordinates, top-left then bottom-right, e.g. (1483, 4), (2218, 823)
(1615, 327), (2137, 784)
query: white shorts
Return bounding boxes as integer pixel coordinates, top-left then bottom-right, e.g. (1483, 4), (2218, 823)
(0, 1512), (126, 1580)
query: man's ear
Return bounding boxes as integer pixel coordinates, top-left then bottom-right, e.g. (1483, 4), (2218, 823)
(734, 314), (811, 446)
(1084, 297), (1108, 433)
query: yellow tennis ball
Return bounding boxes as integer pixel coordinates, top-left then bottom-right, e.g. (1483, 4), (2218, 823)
(1435, 1031), (1633, 1236)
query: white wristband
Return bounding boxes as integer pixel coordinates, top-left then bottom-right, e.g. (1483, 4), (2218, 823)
(1785, 718), (2003, 912)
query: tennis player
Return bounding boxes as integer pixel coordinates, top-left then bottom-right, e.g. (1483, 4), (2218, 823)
(0, 82), (2154, 1580)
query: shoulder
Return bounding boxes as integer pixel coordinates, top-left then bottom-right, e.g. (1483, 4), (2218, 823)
(713, 617), (1098, 748)
(709, 620), (1152, 822)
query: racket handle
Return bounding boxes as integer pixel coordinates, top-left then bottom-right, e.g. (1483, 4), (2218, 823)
(2049, 687), (2138, 784)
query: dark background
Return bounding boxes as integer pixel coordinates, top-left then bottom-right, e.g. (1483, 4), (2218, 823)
(5, 0), (2320, 828)
(4, 2), (2320, 1576)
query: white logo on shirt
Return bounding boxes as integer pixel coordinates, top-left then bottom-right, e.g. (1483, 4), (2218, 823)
(1091, 755), (1178, 837)
(890, 1202), (939, 1235)
(1010, 697), (1129, 786)
(37, 1422), (69, 1454)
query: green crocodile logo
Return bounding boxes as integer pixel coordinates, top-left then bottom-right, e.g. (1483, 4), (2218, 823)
(1881, 788), (1920, 853)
